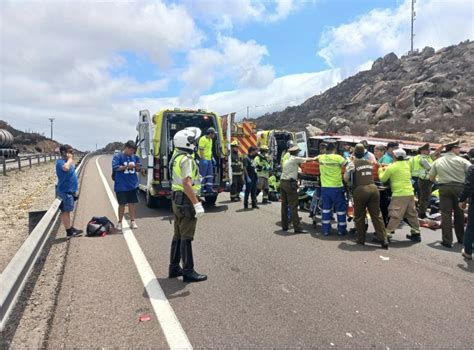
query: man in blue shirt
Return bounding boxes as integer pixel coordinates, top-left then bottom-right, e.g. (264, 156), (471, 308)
(56, 144), (83, 238)
(112, 140), (141, 230)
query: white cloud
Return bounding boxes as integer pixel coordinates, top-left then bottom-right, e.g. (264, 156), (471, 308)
(180, 35), (275, 103)
(181, 0), (299, 30)
(318, 0), (474, 69)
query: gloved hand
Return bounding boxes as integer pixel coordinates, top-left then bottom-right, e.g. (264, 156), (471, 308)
(246, 176), (252, 184)
(194, 202), (205, 218)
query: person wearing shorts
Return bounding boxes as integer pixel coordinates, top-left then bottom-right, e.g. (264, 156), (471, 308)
(112, 140), (141, 230)
(56, 144), (83, 238)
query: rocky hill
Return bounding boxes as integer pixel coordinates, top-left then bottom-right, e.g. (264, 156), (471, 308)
(99, 142), (125, 153)
(0, 120), (60, 153)
(254, 40), (474, 143)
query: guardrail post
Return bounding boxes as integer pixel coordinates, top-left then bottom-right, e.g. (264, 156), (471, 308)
(16, 157), (21, 171)
(44, 155), (47, 163)
(29, 157), (32, 168)
(37, 155), (40, 165)
(1, 157), (6, 176)
(49, 154), (52, 161)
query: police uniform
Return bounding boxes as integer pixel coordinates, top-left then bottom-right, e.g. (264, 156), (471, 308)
(378, 154), (421, 240)
(346, 153), (387, 246)
(317, 152), (348, 235)
(429, 140), (471, 246)
(280, 146), (308, 232)
(169, 150), (206, 282)
(255, 152), (272, 203)
(230, 148), (244, 201)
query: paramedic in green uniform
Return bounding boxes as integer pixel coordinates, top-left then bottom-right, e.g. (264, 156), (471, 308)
(169, 129), (207, 283)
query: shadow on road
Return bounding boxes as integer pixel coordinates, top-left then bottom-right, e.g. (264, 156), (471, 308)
(457, 262), (474, 273)
(204, 204), (229, 213)
(143, 279), (190, 300)
(427, 241), (463, 253)
(338, 241), (379, 251)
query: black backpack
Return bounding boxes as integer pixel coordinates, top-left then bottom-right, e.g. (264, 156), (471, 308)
(86, 216), (114, 236)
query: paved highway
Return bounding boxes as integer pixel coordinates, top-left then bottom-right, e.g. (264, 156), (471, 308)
(44, 155), (473, 348)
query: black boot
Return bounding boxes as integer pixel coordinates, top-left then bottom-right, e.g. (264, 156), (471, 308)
(181, 240), (207, 283)
(168, 240), (182, 278)
(381, 239), (389, 250)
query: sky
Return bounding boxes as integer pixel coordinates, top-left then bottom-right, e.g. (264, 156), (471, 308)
(0, 0), (473, 151)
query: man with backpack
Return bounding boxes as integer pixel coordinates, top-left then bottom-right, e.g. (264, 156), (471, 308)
(112, 140), (141, 231)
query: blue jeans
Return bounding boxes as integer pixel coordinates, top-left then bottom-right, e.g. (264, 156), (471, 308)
(463, 202), (474, 255)
(199, 159), (214, 192)
(321, 187), (347, 234)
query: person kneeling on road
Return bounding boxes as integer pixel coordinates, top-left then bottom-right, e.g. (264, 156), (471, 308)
(56, 144), (83, 239)
(280, 145), (314, 233)
(112, 140), (141, 231)
(344, 144), (388, 249)
(378, 148), (421, 242)
(168, 129), (207, 283)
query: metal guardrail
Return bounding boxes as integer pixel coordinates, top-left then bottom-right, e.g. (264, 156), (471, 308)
(0, 153), (91, 331)
(1, 153), (60, 175)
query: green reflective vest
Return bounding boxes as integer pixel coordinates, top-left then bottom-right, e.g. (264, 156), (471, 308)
(410, 154), (433, 179)
(281, 151), (290, 168)
(378, 160), (414, 197)
(171, 152), (201, 194)
(255, 154), (271, 178)
(317, 153), (347, 188)
(198, 136), (213, 160)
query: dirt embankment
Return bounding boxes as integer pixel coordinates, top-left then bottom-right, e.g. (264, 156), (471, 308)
(0, 162), (57, 271)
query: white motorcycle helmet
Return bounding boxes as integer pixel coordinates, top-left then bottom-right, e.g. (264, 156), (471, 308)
(174, 129), (197, 151)
(184, 126), (202, 140)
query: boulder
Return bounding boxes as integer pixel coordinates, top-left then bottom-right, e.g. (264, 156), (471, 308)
(374, 102), (391, 121)
(305, 124), (324, 137)
(351, 84), (372, 103)
(309, 118), (327, 129)
(421, 46), (435, 59)
(371, 57), (384, 72)
(396, 82), (436, 109)
(327, 117), (350, 133)
(338, 126), (352, 135)
(443, 99), (463, 117)
(364, 104), (381, 113)
(383, 52), (400, 67)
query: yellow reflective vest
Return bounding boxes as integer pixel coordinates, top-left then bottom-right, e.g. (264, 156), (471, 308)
(378, 160), (414, 197)
(171, 152), (201, 194)
(410, 154), (433, 179)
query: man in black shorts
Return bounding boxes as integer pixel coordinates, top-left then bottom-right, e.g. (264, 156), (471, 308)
(112, 140), (141, 230)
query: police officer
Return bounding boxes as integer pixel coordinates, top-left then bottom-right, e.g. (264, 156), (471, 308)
(169, 129), (207, 283)
(429, 140), (471, 248)
(280, 140), (294, 169)
(255, 145), (272, 204)
(410, 143), (443, 218)
(316, 142), (348, 236)
(280, 145), (313, 233)
(230, 140), (244, 202)
(378, 148), (421, 242)
(344, 144), (388, 249)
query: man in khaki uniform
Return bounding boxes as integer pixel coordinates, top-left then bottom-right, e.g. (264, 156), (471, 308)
(169, 129), (207, 283)
(429, 140), (471, 248)
(345, 144), (388, 249)
(280, 145), (314, 233)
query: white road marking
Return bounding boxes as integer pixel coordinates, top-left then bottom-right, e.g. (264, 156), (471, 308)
(95, 156), (192, 349)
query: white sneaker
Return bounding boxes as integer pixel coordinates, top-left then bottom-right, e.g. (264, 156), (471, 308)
(116, 222), (123, 231)
(130, 221), (138, 229)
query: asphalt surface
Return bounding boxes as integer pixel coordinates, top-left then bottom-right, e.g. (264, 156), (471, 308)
(45, 155), (473, 348)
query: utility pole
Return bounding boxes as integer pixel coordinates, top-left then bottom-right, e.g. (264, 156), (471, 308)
(48, 118), (55, 140)
(246, 106), (249, 119)
(410, 0), (416, 54)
